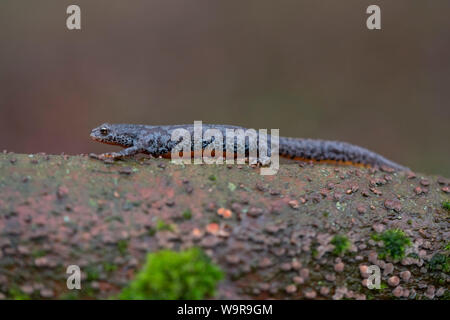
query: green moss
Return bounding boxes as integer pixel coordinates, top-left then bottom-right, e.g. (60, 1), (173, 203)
(31, 249), (47, 258)
(366, 293), (374, 300)
(182, 209), (192, 220)
(429, 253), (449, 273)
(208, 174), (217, 181)
(444, 242), (450, 251)
(85, 265), (100, 281)
(103, 262), (118, 273)
(147, 227), (156, 236)
(8, 287), (30, 300)
(331, 235), (350, 256)
(117, 240), (128, 255)
(441, 289), (450, 300)
(82, 286), (97, 298)
(156, 219), (174, 232)
(372, 229), (411, 260)
(119, 248), (223, 300)
(407, 252), (419, 259)
(443, 201), (450, 211)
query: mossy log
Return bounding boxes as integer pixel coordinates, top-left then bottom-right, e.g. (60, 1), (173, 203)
(0, 153), (448, 300)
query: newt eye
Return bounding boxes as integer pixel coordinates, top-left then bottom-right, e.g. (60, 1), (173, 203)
(100, 127), (109, 135)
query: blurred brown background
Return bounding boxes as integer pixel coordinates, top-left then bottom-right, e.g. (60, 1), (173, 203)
(0, 1), (449, 175)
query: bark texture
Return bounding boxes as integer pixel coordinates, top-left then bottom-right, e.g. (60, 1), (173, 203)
(0, 153), (448, 300)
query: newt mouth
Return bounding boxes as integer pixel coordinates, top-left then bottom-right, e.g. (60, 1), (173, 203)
(89, 134), (102, 142)
(90, 134), (122, 146)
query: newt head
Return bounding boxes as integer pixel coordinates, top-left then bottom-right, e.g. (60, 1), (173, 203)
(90, 123), (136, 147)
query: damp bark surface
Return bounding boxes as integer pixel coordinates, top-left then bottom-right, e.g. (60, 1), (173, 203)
(0, 153), (448, 300)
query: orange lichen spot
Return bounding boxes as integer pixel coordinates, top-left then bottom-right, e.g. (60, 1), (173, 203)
(192, 228), (203, 238)
(288, 200), (299, 209)
(206, 223), (220, 235)
(217, 207), (232, 219)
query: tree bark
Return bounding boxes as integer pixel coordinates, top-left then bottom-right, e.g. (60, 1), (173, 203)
(0, 153), (448, 300)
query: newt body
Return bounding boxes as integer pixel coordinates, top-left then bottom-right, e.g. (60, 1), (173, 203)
(90, 123), (409, 171)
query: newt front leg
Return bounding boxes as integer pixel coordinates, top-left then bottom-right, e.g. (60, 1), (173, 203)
(96, 146), (143, 160)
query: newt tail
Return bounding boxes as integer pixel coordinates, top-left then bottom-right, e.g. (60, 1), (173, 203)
(90, 123), (409, 171)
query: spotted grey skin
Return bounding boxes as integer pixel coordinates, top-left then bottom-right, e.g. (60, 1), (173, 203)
(278, 137), (408, 171)
(90, 123), (409, 171)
